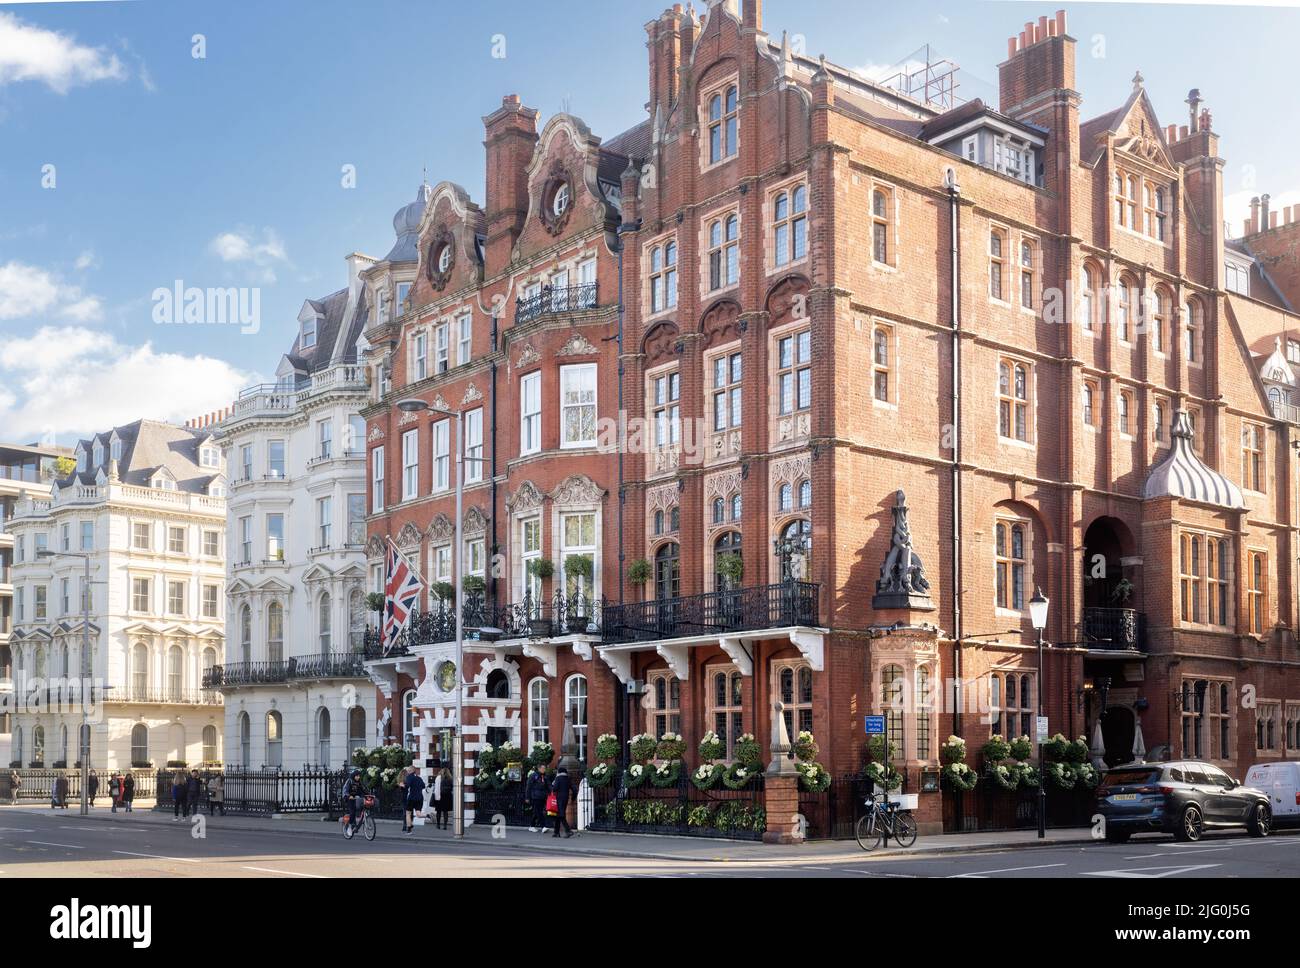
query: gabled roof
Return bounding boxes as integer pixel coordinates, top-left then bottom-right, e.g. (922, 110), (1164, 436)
(61, 419), (223, 494)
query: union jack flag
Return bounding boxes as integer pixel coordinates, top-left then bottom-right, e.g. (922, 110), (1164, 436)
(383, 538), (424, 654)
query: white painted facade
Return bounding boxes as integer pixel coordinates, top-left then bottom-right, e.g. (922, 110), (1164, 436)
(214, 257), (376, 771)
(6, 448), (227, 771)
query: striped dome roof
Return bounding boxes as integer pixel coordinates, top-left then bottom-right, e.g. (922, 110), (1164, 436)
(1143, 411), (1244, 510)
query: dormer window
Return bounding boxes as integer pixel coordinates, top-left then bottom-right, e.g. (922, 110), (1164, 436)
(76, 451), (86, 473)
(110, 439), (122, 462)
(93, 443), (103, 467)
(200, 446), (219, 469)
(152, 475), (176, 491)
(396, 282), (411, 314)
(301, 317), (317, 349)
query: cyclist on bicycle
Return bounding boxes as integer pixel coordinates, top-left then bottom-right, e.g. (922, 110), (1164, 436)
(342, 769), (366, 832)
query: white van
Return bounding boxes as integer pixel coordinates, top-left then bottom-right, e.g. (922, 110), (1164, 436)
(1244, 762), (1300, 823)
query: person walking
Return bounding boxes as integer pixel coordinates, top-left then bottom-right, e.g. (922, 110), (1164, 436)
(122, 772), (135, 813)
(401, 766), (426, 835)
(184, 770), (203, 819)
(433, 762), (453, 830)
(109, 773), (122, 813)
(525, 762), (549, 832)
(171, 769), (186, 821)
(55, 773), (69, 810)
(207, 774), (224, 816)
(8, 770), (20, 805)
(87, 772), (99, 808)
(550, 766), (573, 839)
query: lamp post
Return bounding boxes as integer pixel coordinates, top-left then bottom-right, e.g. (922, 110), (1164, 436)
(1028, 587), (1049, 840)
(36, 550), (95, 816)
(397, 398), (488, 840)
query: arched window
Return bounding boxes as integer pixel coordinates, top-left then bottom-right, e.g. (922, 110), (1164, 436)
(654, 509), (664, 535)
(315, 708), (330, 767)
(130, 723), (148, 767)
(528, 678), (550, 746)
(566, 675), (588, 760)
(1152, 287), (1171, 354)
(730, 493), (742, 521)
(778, 483), (793, 512)
(237, 711), (251, 769)
(239, 604), (251, 665)
(202, 724), (219, 766)
(712, 498), (726, 525)
(995, 519), (1028, 610)
(485, 670), (510, 701)
(707, 84), (738, 164)
(1082, 382), (1096, 427)
(647, 671), (681, 736)
(881, 664), (905, 754)
(778, 518), (812, 582)
(267, 602), (284, 663)
(166, 644), (183, 701)
(1184, 298), (1201, 363)
(649, 240), (678, 313)
(915, 665), (933, 760)
(348, 706), (366, 753)
(266, 711), (283, 768)
(318, 593), (331, 652)
(655, 543), (680, 601)
(1080, 265), (1097, 332)
(873, 326), (892, 402)
(1118, 390), (1132, 435)
(871, 188), (891, 264)
(132, 642), (149, 700)
(773, 184), (807, 267)
(708, 214), (740, 291)
(778, 663), (814, 740)
(201, 647), (217, 698)
(799, 480), (812, 508)
(709, 669), (744, 758)
(997, 359), (1030, 441)
(1116, 277), (1133, 342)
(714, 531), (743, 591)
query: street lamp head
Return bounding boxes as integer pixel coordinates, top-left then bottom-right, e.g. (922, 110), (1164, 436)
(1028, 587), (1049, 630)
(396, 398), (430, 413)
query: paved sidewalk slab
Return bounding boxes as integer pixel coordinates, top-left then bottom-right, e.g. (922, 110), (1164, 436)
(0, 802), (1094, 864)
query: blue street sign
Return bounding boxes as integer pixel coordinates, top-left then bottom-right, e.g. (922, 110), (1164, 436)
(864, 715), (886, 735)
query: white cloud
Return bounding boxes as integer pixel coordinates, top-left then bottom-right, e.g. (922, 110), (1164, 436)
(74, 249), (97, 271)
(209, 228), (288, 284)
(0, 12), (127, 94)
(0, 325), (253, 441)
(0, 260), (104, 323)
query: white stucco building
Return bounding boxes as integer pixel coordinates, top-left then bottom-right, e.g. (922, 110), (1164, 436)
(212, 246), (383, 770)
(6, 422), (227, 770)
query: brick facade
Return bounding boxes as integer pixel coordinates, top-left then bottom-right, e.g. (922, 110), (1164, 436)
(361, 1), (1300, 833)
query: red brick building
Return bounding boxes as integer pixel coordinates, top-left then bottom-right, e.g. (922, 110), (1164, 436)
(361, 1), (1300, 835)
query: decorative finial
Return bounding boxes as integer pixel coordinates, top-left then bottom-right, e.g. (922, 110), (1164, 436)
(1132, 70), (1144, 92)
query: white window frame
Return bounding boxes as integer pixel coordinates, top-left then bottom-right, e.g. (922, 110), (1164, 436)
(401, 429), (419, 501)
(520, 371), (541, 456)
(371, 445), (385, 513)
(464, 408), (484, 484)
(560, 364), (597, 449)
(433, 419), (450, 492)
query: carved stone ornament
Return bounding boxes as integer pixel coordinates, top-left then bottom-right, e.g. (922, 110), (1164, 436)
(507, 480), (545, 513)
(539, 162), (575, 237)
(367, 426), (385, 442)
(550, 474), (605, 506)
(517, 344), (541, 368)
(556, 331), (599, 357)
(397, 522), (423, 552)
(462, 383), (483, 405)
(397, 410), (420, 427)
(426, 514), (454, 543)
(871, 489), (935, 612)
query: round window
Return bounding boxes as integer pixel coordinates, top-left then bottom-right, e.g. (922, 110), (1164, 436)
(437, 244), (452, 273)
(552, 182), (571, 217)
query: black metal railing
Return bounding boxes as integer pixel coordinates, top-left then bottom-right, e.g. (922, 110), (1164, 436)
(490, 592), (602, 639)
(288, 653), (366, 680)
(1082, 607), (1145, 652)
(2, 768), (158, 803)
(202, 660), (290, 689)
(601, 581), (820, 644)
(582, 765), (767, 841)
(515, 283), (598, 325)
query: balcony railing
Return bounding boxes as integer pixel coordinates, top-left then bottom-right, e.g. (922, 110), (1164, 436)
(1271, 400), (1300, 425)
(203, 660), (290, 688)
(602, 581), (821, 645)
(1082, 607), (1146, 652)
(515, 283), (598, 326)
(288, 652), (366, 680)
(491, 592), (602, 639)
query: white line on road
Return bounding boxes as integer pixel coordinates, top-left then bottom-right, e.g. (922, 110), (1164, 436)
(242, 866), (327, 878)
(0, 828), (35, 833)
(949, 863), (1066, 878)
(1125, 847), (1231, 859)
(59, 827), (102, 832)
(1082, 863), (1221, 878)
(112, 850), (199, 864)
(26, 840), (85, 849)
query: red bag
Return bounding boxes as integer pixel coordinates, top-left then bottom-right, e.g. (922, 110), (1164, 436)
(545, 792), (558, 816)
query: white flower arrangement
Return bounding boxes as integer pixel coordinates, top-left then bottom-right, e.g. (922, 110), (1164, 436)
(737, 733), (755, 743)
(693, 765), (715, 779)
(700, 730), (720, 745)
(655, 762), (672, 776)
(797, 730), (815, 744)
(629, 732), (655, 745)
(597, 733), (617, 744)
(659, 731), (682, 743)
(629, 764), (644, 777)
(591, 763), (609, 777)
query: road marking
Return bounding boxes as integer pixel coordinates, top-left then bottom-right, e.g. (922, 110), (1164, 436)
(113, 850), (199, 864)
(241, 866), (327, 878)
(949, 863), (1066, 878)
(0, 828), (35, 833)
(1082, 863), (1221, 878)
(59, 826), (102, 832)
(26, 840), (85, 849)
(1131, 847), (1231, 858)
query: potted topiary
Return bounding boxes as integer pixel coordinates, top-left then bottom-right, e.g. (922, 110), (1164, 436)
(594, 733), (620, 761)
(628, 732), (657, 764)
(564, 554), (594, 630)
(627, 557), (651, 593)
(430, 581), (455, 608)
(365, 592), (385, 615)
(526, 559), (555, 636)
(462, 574), (486, 598)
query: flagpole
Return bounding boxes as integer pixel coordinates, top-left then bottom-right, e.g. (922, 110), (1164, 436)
(453, 413), (465, 840)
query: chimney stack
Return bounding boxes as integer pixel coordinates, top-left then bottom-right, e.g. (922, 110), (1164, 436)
(999, 10), (1075, 122)
(482, 94), (539, 272)
(1250, 196), (1261, 234)
(1261, 193), (1271, 231)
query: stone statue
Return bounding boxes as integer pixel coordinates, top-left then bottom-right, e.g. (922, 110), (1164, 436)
(872, 490), (935, 611)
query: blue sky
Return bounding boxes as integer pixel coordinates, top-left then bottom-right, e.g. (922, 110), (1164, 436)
(0, 0), (1296, 444)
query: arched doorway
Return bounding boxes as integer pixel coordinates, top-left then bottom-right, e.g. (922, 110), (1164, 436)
(1082, 517), (1135, 609)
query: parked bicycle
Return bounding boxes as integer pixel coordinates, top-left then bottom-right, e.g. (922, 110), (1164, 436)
(855, 791), (918, 850)
(340, 794), (377, 842)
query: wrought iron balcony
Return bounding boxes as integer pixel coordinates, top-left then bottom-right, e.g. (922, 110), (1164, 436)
(491, 592), (602, 639)
(515, 283), (598, 325)
(287, 652), (366, 680)
(202, 660), (290, 688)
(601, 581), (820, 645)
(362, 598), (489, 658)
(1082, 607), (1146, 652)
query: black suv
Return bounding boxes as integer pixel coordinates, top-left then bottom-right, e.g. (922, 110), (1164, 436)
(1095, 761), (1272, 843)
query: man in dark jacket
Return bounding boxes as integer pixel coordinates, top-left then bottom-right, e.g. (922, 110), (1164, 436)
(524, 763), (548, 832)
(184, 770), (204, 818)
(87, 772), (99, 807)
(550, 766), (572, 838)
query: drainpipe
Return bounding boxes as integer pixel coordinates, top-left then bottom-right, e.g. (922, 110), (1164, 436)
(615, 218), (642, 606)
(947, 169), (965, 735)
(489, 356), (499, 613)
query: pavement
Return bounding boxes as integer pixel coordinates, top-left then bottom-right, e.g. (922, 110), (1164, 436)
(2, 802), (1297, 877)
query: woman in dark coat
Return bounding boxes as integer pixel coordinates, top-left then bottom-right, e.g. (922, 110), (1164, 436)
(122, 773), (135, 812)
(184, 770), (203, 818)
(434, 764), (453, 829)
(550, 766), (572, 838)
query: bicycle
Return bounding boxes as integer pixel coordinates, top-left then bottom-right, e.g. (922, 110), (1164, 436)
(341, 794), (377, 842)
(854, 792), (918, 850)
